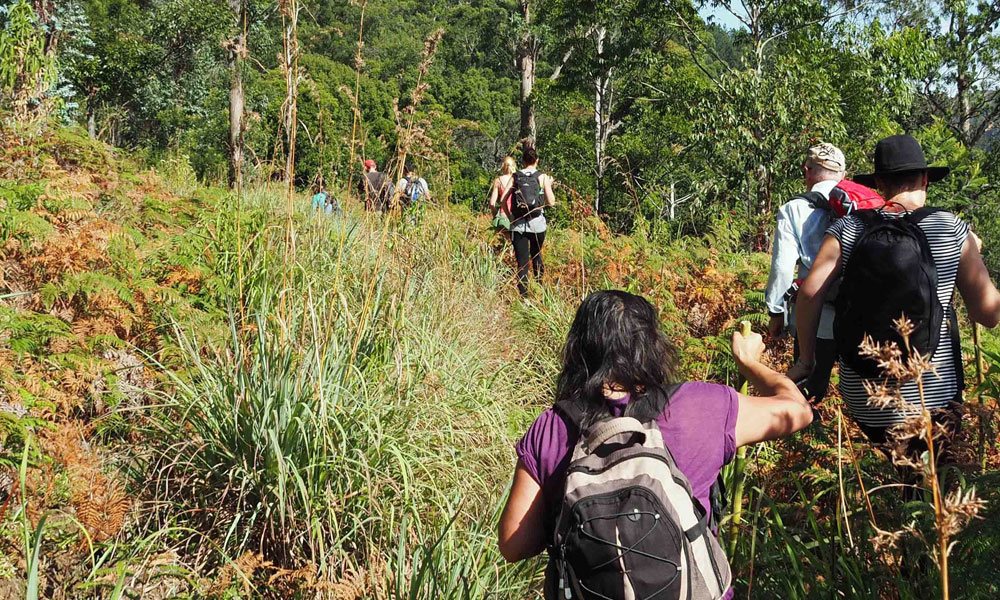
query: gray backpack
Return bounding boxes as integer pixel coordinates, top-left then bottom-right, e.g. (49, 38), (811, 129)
(547, 400), (732, 600)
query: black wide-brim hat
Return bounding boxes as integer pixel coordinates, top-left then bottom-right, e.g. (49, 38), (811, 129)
(853, 134), (950, 188)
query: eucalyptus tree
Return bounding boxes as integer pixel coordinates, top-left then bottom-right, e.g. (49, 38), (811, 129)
(225, 0), (248, 190)
(516, 0), (538, 142)
(543, 0), (678, 213)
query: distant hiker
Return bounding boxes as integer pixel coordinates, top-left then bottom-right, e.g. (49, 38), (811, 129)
(499, 290), (813, 599)
(510, 145), (555, 296)
(765, 143), (847, 405)
(396, 162), (431, 207)
(487, 156), (516, 244)
(358, 159), (393, 212)
(793, 134), (1000, 469)
(311, 185), (329, 212)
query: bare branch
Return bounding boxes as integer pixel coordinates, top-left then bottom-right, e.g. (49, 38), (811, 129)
(549, 46), (575, 81)
(761, 1), (873, 51)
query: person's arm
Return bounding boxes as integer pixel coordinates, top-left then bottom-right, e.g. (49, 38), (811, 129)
(731, 329), (813, 447)
(498, 460), (547, 562)
(789, 234), (843, 383)
(764, 206), (798, 338)
(422, 179), (432, 202)
(543, 174), (556, 207)
(488, 178), (500, 213)
(957, 231), (1000, 327)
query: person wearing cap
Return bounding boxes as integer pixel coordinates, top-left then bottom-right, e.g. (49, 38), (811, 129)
(764, 142), (846, 407)
(792, 134), (1000, 463)
(358, 159), (394, 212)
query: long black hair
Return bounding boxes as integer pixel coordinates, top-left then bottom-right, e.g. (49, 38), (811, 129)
(555, 290), (680, 427)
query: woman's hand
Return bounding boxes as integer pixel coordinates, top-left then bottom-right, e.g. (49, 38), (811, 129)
(732, 326), (813, 447)
(731, 329), (764, 367)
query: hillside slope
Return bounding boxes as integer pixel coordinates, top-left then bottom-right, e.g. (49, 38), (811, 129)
(1, 128), (999, 598)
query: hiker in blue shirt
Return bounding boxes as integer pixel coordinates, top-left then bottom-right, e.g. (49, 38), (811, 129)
(311, 184), (329, 212)
(764, 143), (846, 406)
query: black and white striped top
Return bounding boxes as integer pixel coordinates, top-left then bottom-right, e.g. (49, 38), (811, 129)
(827, 209), (969, 427)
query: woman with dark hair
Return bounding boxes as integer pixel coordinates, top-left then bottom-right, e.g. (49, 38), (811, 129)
(498, 290), (813, 598)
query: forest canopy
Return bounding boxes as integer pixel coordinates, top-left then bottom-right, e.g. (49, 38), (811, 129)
(2, 0), (1000, 252)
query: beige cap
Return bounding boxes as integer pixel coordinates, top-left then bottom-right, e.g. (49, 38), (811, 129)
(807, 142), (846, 172)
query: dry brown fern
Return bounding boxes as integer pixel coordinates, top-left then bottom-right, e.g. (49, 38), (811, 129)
(72, 474), (130, 544)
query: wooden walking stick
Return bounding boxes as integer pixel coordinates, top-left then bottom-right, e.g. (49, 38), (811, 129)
(972, 321), (990, 470)
(728, 320), (752, 557)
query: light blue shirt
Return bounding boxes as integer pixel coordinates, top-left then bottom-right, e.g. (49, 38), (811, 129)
(764, 179), (837, 339)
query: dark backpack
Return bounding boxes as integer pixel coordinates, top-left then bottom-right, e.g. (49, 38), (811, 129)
(366, 171), (392, 210)
(800, 180), (885, 218)
(512, 170), (543, 222)
(545, 398), (732, 600)
(834, 208), (952, 379)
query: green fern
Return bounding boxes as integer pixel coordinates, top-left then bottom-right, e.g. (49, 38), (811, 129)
(0, 209), (54, 244)
(39, 271), (136, 311)
(0, 306), (71, 356)
(0, 180), (44, 210)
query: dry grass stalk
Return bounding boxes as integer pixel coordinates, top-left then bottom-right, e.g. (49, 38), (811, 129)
(389, 28), (445, 209)
(860, 315), (986, 600)
(346, 0), (368, 202)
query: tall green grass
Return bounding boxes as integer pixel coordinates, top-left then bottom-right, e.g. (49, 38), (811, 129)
(136, 195), (542, 596)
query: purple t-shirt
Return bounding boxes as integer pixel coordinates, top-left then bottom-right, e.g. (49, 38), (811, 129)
(515, 381), (739, 597)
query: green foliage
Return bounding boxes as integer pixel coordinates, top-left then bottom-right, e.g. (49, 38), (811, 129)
(40, 271), (135, 311)
(0, 180), (51, 242)
(0, 0), (54, 114)
(0, 306), (71, 356)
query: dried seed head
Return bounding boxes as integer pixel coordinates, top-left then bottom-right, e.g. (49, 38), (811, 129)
(893, 315), (915, 348)
(863, 380), (907, 411)
(890, 452), (926, 472)
(889, 415), (928, 443)
(858, 335), (909, 380)
(418, 29), (445, 77)
(906, 350), (936, 380)
(870, 527), (906, 552)
(943, 487), (986, 537)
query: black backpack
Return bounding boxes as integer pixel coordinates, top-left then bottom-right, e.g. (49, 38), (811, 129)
(834, 208), (957, 379)
(512, 170), (543, 222)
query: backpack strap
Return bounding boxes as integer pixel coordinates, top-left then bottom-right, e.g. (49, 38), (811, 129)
(907, 206), (946, 224)
(909, 207), (965, 389)
(553, 399), (586, 431)
(797, 190), (828, 210)
(684, 510), (712, 543)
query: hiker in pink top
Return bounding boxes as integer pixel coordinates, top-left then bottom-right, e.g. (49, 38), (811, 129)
(498, 290), (813, 599)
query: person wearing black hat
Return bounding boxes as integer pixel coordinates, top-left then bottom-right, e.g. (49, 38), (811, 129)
(790, 134), (1000, 471)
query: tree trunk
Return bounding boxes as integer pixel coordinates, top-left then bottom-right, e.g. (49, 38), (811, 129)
(955, 10), (973, 146)
(518, 0), (536, 143)
(227, 0), (247, 191)
(668, 182), (676, 221)
(593, 26), (609, 215)
(86, 97), (97, 139)
(281, 0), (300, 191)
